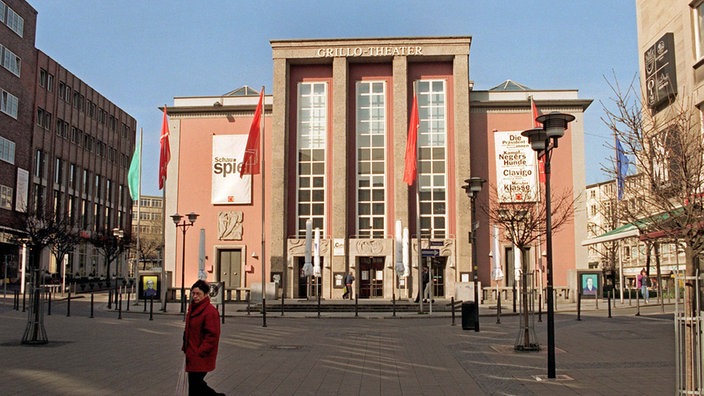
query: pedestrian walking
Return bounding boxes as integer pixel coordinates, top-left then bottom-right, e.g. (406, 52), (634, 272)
(181, 280), (224, 395)
(415, 267), (431, 303)
(342, 271), (355, 300)
(638, 268), (650, 304)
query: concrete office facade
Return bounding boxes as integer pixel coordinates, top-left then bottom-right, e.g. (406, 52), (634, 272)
(165, 37), (590, 301)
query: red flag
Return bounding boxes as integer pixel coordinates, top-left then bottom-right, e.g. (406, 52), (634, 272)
(531, 96), (546, 184)
(158, 107), (170, 190)
(403, 94), (419, 185)
(240, 90), (264, 177)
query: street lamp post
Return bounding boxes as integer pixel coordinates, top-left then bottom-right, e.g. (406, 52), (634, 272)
(462, 176), (485, 332)
(522, 111), (574, 379)
(171, 212), (199, 314)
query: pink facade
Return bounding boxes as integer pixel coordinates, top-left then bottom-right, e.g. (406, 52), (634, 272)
(164, 38), (590, 302)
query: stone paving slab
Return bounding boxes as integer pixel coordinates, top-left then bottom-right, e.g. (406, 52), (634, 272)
(0, 295), (675, 395)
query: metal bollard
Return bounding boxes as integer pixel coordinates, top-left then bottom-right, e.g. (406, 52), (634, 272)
(47, 289), (52, 316)
(392, 293), (396, 317)
(118, 291), (122, 320)
(221, 298), (225, 324)
(355, 294), (358, 317)
(67, 289), (71, 317)
(149, 296), (154, 320)
(90, 291), (94, 318)
(497, 294), (502, 324)
(451, 297), (456, 326)
(577, 292), (581, 321)
(608, 290), (612, 318)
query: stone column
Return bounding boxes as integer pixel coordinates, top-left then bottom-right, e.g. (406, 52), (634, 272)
(331, 56), (348, 298)
(271, 57), (289, 293)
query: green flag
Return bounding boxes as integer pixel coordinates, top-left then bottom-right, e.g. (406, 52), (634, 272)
(128, 136), (141, 201)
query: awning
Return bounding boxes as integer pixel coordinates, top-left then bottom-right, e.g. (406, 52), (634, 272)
(581, 222), (639, 246)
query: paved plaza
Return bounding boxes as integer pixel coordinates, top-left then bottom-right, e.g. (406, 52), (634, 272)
(0, 293), (675, 395)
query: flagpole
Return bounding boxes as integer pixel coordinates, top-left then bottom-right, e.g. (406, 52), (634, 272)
(160, 105), (168, 311)
(412, 84), (423, 314)
(615, 134), (624, 304)
(260, 87), (267, 328)
(135, 129), (142, 294)
(530, 96), (544, 305)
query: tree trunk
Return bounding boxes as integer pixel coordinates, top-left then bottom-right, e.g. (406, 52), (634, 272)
(683, 247), (698, 392)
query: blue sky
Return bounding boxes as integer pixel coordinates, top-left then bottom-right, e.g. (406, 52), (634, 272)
(29, 0), (638, 196)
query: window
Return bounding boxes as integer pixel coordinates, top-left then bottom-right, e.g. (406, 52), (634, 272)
(69, 163), (77, 189)
(5, 4), (23, 37)
(106, 179), (112, 203)
(356, 81), (387, 238)
(95, 174), (101, 199)
(0, 184), (12, 210)
(417, 80), (448, 238)
(81, 199), (88, 229)
(296, 81), (327, 235)
(33, 184), (44, 217)
(83, 169), (89, 195)
(39, 69), (55, 91)
(1, 89), (18, 118)
(34, 150), (45, 178)
(58, 82), (71, 102)
(37, 108), (51, 129)
(0, 1), (5, 24)
(73, 91), (84, 111)
(54, 157), (63, 184)
(695, 1), (704, 60)
(0, 135), (14, 164)
(1, 46), (20, 76)
(55, 119), (67, 137)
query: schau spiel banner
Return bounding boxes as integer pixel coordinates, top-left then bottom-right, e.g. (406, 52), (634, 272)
(494, 131), (538, 203)
(212, 134), (252, 204)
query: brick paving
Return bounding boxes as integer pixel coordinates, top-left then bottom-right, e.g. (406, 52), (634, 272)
(0, 294), (675, 395)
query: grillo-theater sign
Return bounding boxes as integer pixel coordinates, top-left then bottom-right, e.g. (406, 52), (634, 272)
(316, 46), (424, 58)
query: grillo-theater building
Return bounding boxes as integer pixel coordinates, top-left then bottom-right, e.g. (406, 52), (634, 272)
(163, 37), (591, 302)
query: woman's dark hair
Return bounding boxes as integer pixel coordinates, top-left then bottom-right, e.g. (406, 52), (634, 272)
(191, 279), (210, 294)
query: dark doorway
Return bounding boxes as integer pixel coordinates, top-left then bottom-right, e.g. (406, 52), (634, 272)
(358, 257), (384, 298)
(428, 256), (446, 298)
(296, 257), (322, 299)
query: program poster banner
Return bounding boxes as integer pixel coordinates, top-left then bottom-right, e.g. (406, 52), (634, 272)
(212, 134), (252, 204)
(494, 131), (538, 203)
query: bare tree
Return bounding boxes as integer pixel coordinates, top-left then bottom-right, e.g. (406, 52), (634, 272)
(602, 78), (704, 390)
(482, 184), (575, 350)
(137, 234), (162, 270)
(47, 216), (83, 283)
(90, 230), (130, 287)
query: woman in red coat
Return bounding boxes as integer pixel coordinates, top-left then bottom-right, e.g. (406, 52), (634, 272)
(182, 280), (223, 395)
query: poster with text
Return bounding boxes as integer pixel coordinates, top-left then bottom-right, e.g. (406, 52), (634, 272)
(212, 134), (252, 204)
(494, 131), (538, 203)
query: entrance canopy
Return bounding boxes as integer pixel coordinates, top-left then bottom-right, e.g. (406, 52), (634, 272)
(581, 222), (639, 246)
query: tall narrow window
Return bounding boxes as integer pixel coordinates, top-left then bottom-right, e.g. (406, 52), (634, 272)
(695, 1), (704, 60)
(417, 80), (447, 239)
(356, 81), (386, 238)
(296, 82), (327, 235)
(54, 157), (63, 184)
(34, 150), (44, 178)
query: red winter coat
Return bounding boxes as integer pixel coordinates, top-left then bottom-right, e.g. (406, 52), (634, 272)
(182, 296), (220, 372)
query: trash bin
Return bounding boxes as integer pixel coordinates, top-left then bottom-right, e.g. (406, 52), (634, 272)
(461, 301), (476, 330)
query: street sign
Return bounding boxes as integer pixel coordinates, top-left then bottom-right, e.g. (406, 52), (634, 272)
(430, 241), (444, 247)
(421, 248), (439, 257)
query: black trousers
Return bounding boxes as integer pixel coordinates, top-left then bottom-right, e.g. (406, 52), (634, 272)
(188, 371), (218, 395)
